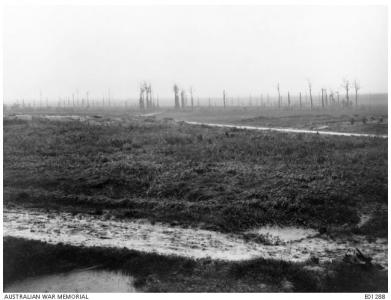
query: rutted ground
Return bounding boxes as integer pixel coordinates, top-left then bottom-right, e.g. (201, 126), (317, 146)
(4, 207), (387, 268)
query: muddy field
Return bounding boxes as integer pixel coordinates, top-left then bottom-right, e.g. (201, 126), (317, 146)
(3, 109), (388, 292)
(4, 207), (387, 267)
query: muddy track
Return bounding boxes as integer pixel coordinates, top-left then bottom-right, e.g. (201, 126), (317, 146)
(4, 208), (387, 268)
(184, 121), (388, 139)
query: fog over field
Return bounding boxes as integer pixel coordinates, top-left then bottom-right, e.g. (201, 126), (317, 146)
(4, 5), (388, 104)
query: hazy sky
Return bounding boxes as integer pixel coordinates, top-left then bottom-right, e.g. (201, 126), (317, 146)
(4, 5), (388, 103)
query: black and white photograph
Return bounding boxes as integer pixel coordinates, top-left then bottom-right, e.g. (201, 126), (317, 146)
(2, 1), (388, 295)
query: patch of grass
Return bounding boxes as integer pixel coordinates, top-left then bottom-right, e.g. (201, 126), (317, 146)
(3, 117), (387, 233)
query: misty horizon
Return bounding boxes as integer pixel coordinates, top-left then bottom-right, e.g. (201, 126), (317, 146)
(4, 5), (388, 104)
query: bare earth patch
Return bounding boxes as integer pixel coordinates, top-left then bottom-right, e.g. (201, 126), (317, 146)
(4, 207), (387, 268)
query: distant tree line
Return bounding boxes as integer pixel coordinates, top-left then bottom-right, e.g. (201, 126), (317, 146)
(6, 78), (365, 111)
(171, 78), (362, 110)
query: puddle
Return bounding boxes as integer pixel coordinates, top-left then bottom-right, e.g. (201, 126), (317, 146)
(3, 208), (388, 268)
(6, 115), (33, 121)
(43, 115), (85, 122)
(138, 112), (162, 117)
(315, 125), (329, 130)
(184, 121), (388, 139)
(4, 268), (137, 293)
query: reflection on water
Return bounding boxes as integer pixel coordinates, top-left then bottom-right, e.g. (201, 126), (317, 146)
(4, 268), (137, 293)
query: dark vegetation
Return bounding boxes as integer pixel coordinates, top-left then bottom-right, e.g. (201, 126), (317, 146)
(357, 210), (388, 238)
(3, 116), (387, 234)
(4, 237), (387, 292)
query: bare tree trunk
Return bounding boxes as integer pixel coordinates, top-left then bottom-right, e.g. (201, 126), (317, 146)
(174, 85), (180, 109)
(342, 80), (350, 106)
(139, 87), (145, 111)
(354, 81), (360, 106)
(181, 90), (186, 109)
(308, 81), (313, 110)
(299, 92), (302, 109)
(175, 92), (179, 109)
(190, 88), (194, 110)
(355, 90), (358, 106)
(325, 90), (328, 107)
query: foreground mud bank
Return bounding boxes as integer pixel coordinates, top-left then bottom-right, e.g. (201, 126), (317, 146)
(4, 207), (387, 268)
